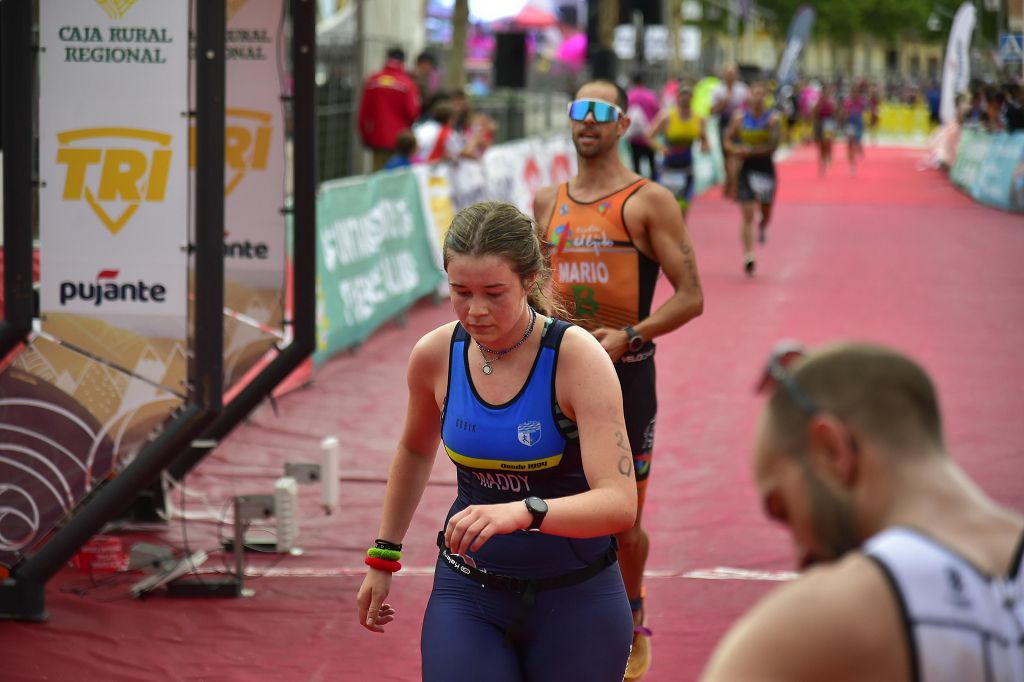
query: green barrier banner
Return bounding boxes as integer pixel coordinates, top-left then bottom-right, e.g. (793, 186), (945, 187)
(315, 170), (442, 364)
(970, 133), (1024, 211)
(950, 128), (992, 190)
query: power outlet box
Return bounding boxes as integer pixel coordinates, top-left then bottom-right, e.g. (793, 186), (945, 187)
(284, 462), (321, 484)
(236, 494), (275, 521)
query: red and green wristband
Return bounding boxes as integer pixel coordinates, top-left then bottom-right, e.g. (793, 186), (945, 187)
(364, 556), (402, 572)
(365, 539), (403, 572)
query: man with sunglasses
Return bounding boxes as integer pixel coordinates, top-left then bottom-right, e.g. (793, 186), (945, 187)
(700, 341), (1024, 682)
(535, 79), (705, 681)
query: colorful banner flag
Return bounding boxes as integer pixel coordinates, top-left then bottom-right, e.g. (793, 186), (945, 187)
(776, 6), (815, 89)
(940, 3), (977, 124)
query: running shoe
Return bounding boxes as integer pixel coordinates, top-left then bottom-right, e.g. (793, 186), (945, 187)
(744, 255), (756, 276)
(624, 621), (653, 680)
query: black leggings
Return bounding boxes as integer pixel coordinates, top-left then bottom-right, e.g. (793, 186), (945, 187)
(630, 142), (659, 181)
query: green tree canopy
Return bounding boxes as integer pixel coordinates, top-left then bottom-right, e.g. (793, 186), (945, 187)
(752, 0), (963, 43)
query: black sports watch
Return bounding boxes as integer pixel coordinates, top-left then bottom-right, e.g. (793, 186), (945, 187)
(523, 496), (548, 532)
(624, 326), (645, 353)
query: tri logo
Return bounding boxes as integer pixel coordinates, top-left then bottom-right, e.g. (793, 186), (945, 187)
(227, 0), (251, 22)
(56, 127), (174, 235)
(190, 108), (273, 197)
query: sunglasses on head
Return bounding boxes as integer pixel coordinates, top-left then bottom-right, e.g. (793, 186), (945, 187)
(567, 99), (624, 123)
(755, 341), (819, 416)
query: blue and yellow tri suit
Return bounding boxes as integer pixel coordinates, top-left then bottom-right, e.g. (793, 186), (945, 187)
(734, 109), (777, 203)
(439, 318), (611, 574)
(421, 318), (632, 682)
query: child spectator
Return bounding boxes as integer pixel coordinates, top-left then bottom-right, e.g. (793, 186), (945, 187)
(383, 130), (418, 170)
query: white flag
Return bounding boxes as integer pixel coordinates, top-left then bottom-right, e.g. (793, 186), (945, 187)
(940, 2), (976, 125)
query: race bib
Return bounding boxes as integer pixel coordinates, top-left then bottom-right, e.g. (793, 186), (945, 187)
(747, 171), (775, 200)
(661, 169), (690, 194)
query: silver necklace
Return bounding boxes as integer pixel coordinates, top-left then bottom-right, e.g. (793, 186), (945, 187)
(475, 307), (537, 375)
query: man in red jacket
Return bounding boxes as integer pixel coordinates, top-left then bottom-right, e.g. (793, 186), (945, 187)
(357, 47), (421, 171)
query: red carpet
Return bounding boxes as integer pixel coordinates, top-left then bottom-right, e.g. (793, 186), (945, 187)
(4, 144), (1023, 681)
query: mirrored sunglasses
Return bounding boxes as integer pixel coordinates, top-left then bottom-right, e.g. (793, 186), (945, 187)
(567, 99), (624, 123)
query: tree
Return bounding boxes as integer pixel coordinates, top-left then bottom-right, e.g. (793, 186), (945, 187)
(446, 0), (468, 89)
(758, 0), (951, 43)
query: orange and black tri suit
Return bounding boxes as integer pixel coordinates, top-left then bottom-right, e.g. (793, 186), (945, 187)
(544, 179), (659, 480)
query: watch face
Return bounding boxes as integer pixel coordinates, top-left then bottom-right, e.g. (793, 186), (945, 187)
(629, 335), (644, 351)
(526, 496), (548, 514)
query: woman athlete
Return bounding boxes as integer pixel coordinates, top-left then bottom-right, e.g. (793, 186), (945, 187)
(647, 80), (710, 222)
(356, 201), (638, 682)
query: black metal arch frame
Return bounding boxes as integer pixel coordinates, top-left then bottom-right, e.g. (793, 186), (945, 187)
(167, 0), (316, 483)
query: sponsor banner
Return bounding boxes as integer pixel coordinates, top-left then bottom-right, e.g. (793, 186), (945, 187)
(940, 2), (977, 125)
(215, 0), (290, 387)
(405, 130), (725, 308)
(949, 128), (993, 191)
(532, 135), (577, 200)
(444, 158), (491, 213)
(476, 140), (534, 211)
(315, 171), (443, 363)
(1, 336), (183, 569)
(412, 165), (455, 297)
(878, 103), (936, 137)
(38, 0), (190, 384)
(1013, 155), (1024, 213)
(411, 134), (578, 300)
(184, 0), (289, 387)
(414, 134), (578, 267)
(23, 0), (190, 568)
(432, 134), (577, 221)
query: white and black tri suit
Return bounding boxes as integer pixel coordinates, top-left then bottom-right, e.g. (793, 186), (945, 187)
(865, 526), (1024, 682)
